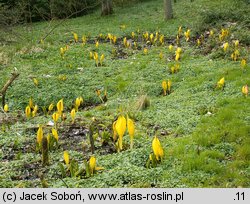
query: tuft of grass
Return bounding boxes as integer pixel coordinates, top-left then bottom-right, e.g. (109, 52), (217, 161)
(137, 95), (150, 110)
(0, 0), (249, 188)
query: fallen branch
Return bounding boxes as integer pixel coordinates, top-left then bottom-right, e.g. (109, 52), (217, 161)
(0, 71), (19, 108)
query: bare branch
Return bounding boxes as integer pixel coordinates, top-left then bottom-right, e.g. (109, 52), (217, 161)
(39, 1), (102, 43)
(0, 71), (19, 108)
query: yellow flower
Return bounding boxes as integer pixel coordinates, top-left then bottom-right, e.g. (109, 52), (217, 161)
(94, 52), (98, 60)
(34, 104), (38, 111)
(100, 54), (104, 66)
(75, 97), (82, 111)
(82, 35), (87, 45)
(89, 156), (96, 175)
(235, 40), (239, 47)
(219, 34), (223, 42)
(222, 29), (229, 36)
(131, 32), (135, 39)
(75, 97), (81, 107)
(60, 47), (65, 58)
(175, 53), (180, 61)
(57, 99), (64, 115)
(241, 59), (246, 69)
(231, 53), (235, 61)
(25, 106), (31, 118)
(127, 116), (135, 149)
(217, 77), (225, 89)
(219, 28), (229, 41)
(197, 39), (201, 46)
(176, 47), (182, 54)
(150, 33), (154, 42)
(52, 112), (59, 123)
(32, 105), (38, 117)
(99, 33), (103, 39)
(37, 125), (43, 145)
(125, 40), (130, 48)
(155, 32), (159, 40)
(4, 104), (8, 112)
(167, 80), (171, 93)
(29, 98), (33, 109)
(209, 30), (214, 37)
(176, 35), (180, 45)
(162, 80), (167, 96)
(73, 32), (78, 43)
(231, 50), (240, 61)
(96, 89), (101, 96)
(107, 33), (112, 41)
(127, 116), (135, 137)
(234, 49), (240, 57)
(123, 37), (127, 47)
(174, 47), (182, 61)
(115, 115), (127, 150)
(171, 66), (175, 74)
(159, 51), (163, 59)
(174, 63), (180, 73)
(143, 32), (149, 40)
(58, 75), (67, 81)
(143, 48), (148, 55)
(152, 136), (164, 161)
(48, 103), (54, 112)
(159, 35), (164, 45)
(120, 24), (126, 30)
(89, 51), (93, 59)
(184, 29), (191, 41)
(116, 115), (127, 137)
(71, 108), (76, 123)
(168, 44), (173, 51)
(95, 41), (99, 48)
(63, 151), (70, 166)
(113, 36), (117, 44)
(133, 42), (137, 49)
(33, 78), (38, 86)
(52, 128), (58, 141)
(94, 52), (98, 66)
(223, 42), (229, 52)
(178, 26), (182, 36)
(242, 85), (248, 97)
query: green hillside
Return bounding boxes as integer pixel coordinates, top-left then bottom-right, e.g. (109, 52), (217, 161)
(0, 0), (249, 187)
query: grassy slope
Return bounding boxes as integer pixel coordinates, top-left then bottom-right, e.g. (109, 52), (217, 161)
(0, 0), (249, 187)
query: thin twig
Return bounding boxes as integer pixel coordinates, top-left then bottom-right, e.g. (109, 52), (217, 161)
(39, 1), (102, 43)
(59, 176), (69, 188)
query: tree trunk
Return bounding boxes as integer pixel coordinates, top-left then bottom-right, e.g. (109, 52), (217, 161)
(101, 0), (113, 16)
(164, 0), (173, 20)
